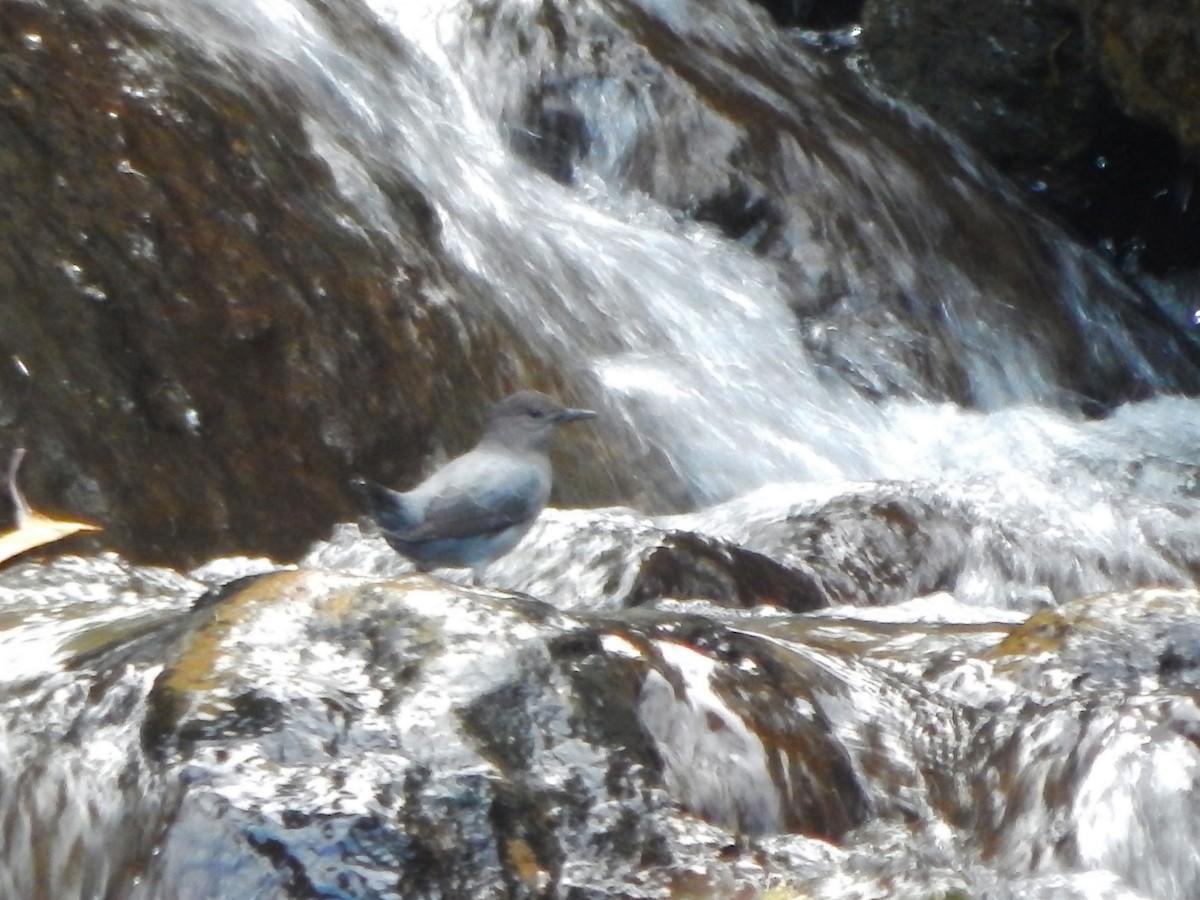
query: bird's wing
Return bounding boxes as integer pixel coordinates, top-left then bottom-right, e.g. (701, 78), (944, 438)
(399, 455), (547, 542)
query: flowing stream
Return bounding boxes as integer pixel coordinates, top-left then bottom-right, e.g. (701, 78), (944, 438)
(112, 0), (1200, 501)
(4, 0), (1200, 897)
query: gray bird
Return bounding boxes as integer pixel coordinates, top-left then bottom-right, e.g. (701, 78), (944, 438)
(351, 390), (596, 579)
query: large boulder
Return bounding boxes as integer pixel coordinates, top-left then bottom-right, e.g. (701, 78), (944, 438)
(858, 0), (1200, 274)
(1078, 0), (1200, 161)
(0, 2), (677, 567)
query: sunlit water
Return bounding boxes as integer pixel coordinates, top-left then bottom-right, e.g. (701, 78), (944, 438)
(6, 0), (1200, 896)
(109, 0), (1200, 512)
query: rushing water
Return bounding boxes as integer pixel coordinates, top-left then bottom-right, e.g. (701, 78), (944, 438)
(5, 0), (1200, 897)
(105, 0), (1200, 605)
(108, 0), (1200, 506)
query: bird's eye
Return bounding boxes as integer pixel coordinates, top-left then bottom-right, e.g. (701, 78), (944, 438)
(528, 408), (546, 419)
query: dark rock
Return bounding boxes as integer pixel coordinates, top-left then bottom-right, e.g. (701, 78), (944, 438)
(624, 532), (828, 612)
(1078, 0), (1200, 162)
(754, 0), (867, 30)
(860, 0), (1106, 176)
(858, 0), (1200, 276)
(1069, 0), (1200, 272)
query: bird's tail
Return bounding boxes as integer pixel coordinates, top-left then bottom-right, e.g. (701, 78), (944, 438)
(349, 479), (416, 535)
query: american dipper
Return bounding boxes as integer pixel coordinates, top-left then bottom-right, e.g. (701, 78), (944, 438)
(351, 390), (596, 578)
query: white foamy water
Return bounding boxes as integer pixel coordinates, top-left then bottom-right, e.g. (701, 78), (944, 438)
(101, 0), (1199, 611)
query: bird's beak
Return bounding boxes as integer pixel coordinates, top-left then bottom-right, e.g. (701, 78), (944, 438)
(557, 406), (597, 424)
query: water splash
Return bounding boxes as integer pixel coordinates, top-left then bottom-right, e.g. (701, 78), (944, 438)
(108, 0), (1198, 517)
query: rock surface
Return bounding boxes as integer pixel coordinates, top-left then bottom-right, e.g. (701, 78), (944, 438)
(30, 567), (874, 898)
(0, 1), (689, 566)
(1078, 0), (1200, 161)
(456, 0), (1200, 407)
(858, 0), (1200, 274)
(861, 0), (1106, 177)
(6, 549), (1200, 898)
(1, 0), (1197, 572)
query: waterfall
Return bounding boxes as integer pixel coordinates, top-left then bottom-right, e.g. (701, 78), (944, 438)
(108, 0), (1198, 509)
(4, 1), (1200, 897)
(96, 0), (1198, 569)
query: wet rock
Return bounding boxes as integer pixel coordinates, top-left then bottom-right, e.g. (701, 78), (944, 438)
(495, 511), (832, 613)
(311, 512), (830, 614)
(93, 569), (871, 896)
(623, 532), (828, 612)
(456, 0), (1200, 409)
(678, 477), (1200, 610)
(858, 0), (1200, 276)
(948, 588), (1200, 899)
(860, 0), (1106, 177)
(0, 1), (684, 568)
(1078, 0), (1200, 161)
(7, 552), (1200, 897)
(990, 587), (1200, 691)
(127, 578), (1200, 899)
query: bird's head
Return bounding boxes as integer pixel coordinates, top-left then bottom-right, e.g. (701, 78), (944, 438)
(483, 390), (596, 451)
